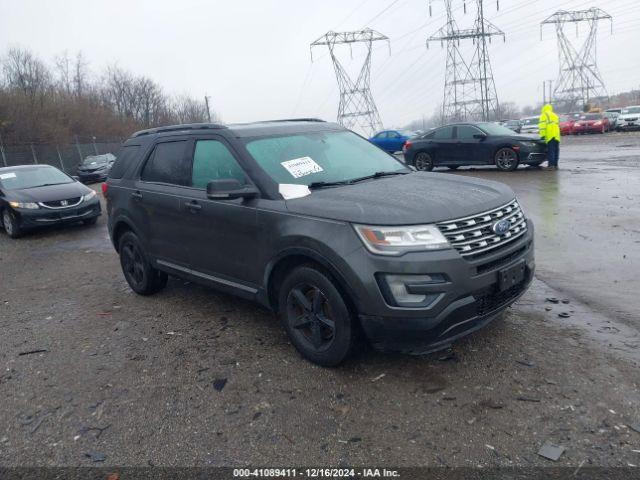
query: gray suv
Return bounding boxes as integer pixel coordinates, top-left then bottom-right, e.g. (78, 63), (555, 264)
(105, 120), (534, 366)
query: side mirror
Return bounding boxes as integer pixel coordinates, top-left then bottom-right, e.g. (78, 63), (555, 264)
(473, 133), (487, 140)
(206, 179), (258, 200)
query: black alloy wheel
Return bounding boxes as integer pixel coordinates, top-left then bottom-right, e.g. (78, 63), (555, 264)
(494, 148), (519, 171)
(414, 152), (434, 171)
(279, 266), (353, 367)
(119, 231), (168, 295)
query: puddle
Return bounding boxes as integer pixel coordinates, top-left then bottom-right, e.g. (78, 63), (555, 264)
(518, 278), (640, 365)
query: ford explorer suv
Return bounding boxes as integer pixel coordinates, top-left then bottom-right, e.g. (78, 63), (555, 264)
(104, 120), (534, 366)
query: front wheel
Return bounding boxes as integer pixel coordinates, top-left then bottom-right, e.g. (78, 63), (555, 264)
(2, 208), (22, 238)
(495, 148), (519, 171)
(119, 231), (168, 295)
(414, 152), (434, 171)
(278, 265), (354, 367)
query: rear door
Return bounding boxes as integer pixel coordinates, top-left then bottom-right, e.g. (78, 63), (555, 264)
(179, 136), (260, 291)
(131, 137), (192, 267)
(431, 126), (456, 164)
(454, 125), (485, 164)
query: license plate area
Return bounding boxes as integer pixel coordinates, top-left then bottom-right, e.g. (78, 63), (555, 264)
(498, 260), (526, 291)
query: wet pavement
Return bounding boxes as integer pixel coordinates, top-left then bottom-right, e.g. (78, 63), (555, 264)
(0, 132), (639, 468)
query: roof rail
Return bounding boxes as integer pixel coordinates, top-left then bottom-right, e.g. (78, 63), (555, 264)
(131, 123), (227, 138)
(257, 118), (326, 123)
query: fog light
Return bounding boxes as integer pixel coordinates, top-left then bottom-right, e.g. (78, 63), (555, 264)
(382, 274), (445, 307)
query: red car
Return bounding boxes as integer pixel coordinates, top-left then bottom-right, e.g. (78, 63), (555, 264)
(559, 115), (574, 135)
(572, 113), (610, 134)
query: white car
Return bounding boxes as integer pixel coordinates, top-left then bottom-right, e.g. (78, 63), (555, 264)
(519, 116), (539, 135)
(617, 106), (640, 131)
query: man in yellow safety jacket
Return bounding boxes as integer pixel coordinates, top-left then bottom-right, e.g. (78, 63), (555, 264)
(538, 104), (561, 170)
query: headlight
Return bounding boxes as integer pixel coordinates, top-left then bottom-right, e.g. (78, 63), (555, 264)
(519, 141), (538, 147)
(9, 201), (39, 209)
(354, 224), (450, 256)
(83, 190), (96, 202)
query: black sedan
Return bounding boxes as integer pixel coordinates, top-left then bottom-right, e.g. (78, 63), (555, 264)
(77, 153), (116, 183)
(0, 164), (101, 238)
(402, 122), (547, 172)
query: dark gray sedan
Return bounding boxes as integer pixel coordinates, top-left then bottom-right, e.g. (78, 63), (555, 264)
(0, 164), (101, 238)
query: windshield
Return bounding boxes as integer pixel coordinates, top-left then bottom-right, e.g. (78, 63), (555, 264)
(477, 123), (519, 136)
(622, 107), (640, 114)
(580, 114), (601, 120)
(244, 130), (408, 187)
(81, 154), (115, 165)
(0, 166), (73, 190)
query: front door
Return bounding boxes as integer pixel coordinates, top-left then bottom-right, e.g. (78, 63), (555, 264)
(180, 136), (261, 291)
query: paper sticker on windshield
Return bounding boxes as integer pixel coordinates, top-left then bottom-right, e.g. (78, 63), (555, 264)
(0, 173), (16, 180)
(281, 157), (323, 178)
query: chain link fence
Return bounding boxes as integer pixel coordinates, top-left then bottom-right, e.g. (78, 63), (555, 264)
(0, 137), (124, 176)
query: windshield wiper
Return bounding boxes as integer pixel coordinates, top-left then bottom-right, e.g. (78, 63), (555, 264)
(308, 180), (353, 189)
(347, 170), (409, 184)
(308, 171), (409, 190)
(29, 182), (71, 188)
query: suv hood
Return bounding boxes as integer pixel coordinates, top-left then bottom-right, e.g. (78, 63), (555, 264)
(285, 172), (515, 224)
(7, 182), (91, 203)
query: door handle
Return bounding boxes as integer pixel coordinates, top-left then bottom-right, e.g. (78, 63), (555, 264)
(186, 201), (201, 212)
(131, 191), (143, 200)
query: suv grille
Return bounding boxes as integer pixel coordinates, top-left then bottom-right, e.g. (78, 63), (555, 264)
(437, 199), (527, 258)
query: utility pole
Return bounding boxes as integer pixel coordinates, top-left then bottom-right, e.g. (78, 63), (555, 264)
(541, 8), (612, 113)
(428, 0), (505, 123)
(311, 29), (389, 136)
(204, 95), (212, 122)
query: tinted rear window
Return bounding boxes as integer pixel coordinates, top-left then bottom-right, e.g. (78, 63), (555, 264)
(109, 146), (140, 179)
(433, 126), (454, 139)
(141, 141), (189, 185)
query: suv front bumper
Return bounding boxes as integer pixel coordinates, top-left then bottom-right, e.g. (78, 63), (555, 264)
(346, 222), (535, 354)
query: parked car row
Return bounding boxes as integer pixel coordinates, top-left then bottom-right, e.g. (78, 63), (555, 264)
(502, 105), (640, 137)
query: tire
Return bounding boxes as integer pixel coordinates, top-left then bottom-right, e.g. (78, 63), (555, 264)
(83, 217), (98, 226)
(118, 231), (168, 295)
(494, 148), (519, 171)
(414, 152), (434, 171)
(447, 166), (459, 170)
(278, 265), (354, 367)
(2, 208), (22, 239)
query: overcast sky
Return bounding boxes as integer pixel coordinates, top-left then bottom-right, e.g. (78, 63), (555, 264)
(1, 0), (638, 128)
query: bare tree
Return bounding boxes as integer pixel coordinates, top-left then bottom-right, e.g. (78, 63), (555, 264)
(2, 47), (51, 98)
(172, 95), (212, 124)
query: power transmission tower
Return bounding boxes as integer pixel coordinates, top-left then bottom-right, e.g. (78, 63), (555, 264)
(541, 8), (612, 112)
(428, 0), (504, 123)
(311, 29), (389, 136)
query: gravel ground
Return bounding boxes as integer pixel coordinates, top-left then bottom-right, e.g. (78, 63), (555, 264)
(1, 132), (639, 468)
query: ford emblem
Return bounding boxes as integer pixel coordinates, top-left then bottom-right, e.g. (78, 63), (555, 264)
(493, 219), (511, 235)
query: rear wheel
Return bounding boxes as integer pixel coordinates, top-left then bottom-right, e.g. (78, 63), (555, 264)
(119, 231), (168, 295)
(2, 208), (22, 238)
(414, 152), (434, 171)
(278, 265), (354, 367)
(495, 148), (519, 171)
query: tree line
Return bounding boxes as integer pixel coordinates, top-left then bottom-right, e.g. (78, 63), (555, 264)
(0, 47), (218, 145)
